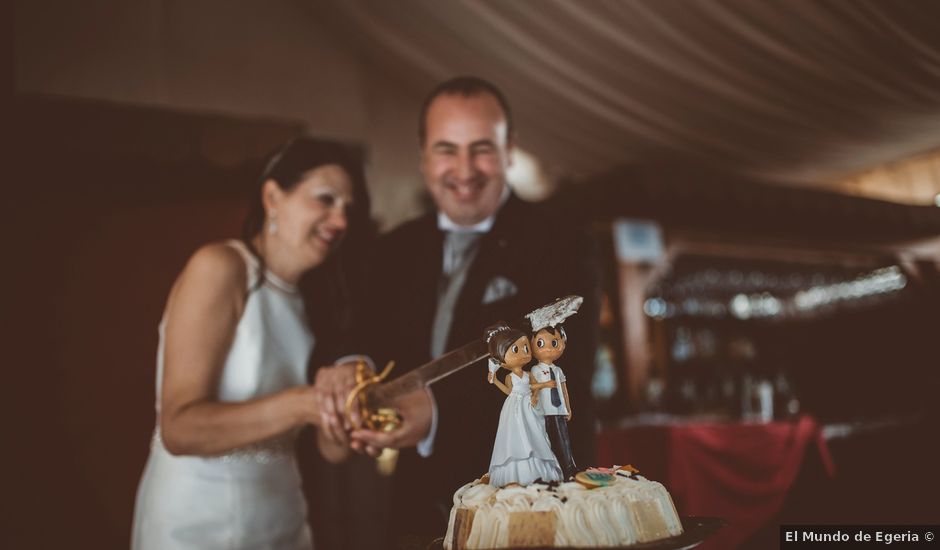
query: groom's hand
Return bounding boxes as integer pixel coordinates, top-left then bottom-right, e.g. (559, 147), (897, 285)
(349, 388), (433, 456)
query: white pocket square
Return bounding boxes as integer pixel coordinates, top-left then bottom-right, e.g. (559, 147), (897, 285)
(482, 276), (518, 304)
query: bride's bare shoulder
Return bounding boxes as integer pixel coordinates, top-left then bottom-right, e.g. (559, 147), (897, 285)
(170, 242), (248, 301)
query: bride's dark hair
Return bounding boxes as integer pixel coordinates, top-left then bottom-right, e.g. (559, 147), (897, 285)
(486, 323), (527, 363)
(243, 137), (371, 256)
(243, 137), (375, 348)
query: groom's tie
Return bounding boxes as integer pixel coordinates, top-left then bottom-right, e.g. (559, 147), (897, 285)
(549, 368), (561, 407)
(430, 231), (482, 358)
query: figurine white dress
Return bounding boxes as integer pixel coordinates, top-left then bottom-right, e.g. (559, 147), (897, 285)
(488, 372), (563, 487)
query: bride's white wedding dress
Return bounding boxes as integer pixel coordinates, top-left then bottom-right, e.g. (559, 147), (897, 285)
(132, 240), (315, 550)
(488, 372), (562, 487)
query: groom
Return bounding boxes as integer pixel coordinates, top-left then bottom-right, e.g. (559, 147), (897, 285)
(530, 324), (578, 480)
(348, 76), (600, 543)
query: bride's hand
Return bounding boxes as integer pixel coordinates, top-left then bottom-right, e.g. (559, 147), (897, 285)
(312, 362), (359, 443)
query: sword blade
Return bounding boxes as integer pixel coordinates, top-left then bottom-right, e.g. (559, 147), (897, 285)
(362, 295), (584, 407)
(364, 339), (489, 407)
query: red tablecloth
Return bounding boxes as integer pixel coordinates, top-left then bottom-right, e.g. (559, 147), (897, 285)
(597, 415), (834, 549)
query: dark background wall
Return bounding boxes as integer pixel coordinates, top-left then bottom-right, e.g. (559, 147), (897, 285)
(8, 97), (297, 548)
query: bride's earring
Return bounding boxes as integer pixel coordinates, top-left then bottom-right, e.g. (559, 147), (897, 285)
(268, 212), (278, 235)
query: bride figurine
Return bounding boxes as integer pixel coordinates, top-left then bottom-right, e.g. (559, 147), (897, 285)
(485, 323), (563, 487)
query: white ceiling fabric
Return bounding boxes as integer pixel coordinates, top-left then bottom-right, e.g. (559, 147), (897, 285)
(317, 0), (940, 191)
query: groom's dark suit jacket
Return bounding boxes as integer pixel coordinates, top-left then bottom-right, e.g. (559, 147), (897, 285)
(355, 193), (600, 540)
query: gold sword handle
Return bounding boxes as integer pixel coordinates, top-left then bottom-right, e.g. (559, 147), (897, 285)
(343, 360), (402, 477)
(343, 360), (402, 431)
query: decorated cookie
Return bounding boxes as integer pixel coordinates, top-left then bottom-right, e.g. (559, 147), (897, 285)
(574, 470), (616, 489)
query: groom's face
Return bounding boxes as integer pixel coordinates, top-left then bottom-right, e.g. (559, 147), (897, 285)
(420, 92), (513, 226)
(532, 328), (565, 364)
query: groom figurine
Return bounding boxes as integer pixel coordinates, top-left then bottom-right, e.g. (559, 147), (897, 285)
(530, 324), (578, 480)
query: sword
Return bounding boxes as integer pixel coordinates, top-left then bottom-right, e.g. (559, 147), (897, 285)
(344, 295), (584, 432)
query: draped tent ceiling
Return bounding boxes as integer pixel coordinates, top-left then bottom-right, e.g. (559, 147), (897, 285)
(313, 0), (940, 197)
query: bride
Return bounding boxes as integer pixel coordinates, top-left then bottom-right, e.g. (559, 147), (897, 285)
(132, 138), (371, 550)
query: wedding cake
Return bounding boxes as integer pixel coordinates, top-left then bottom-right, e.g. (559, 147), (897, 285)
(443, 466), (683, 549)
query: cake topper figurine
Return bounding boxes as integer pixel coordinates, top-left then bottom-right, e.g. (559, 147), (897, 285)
(530, 324), (577, 480)
(343, 296), (584, 477)
(485, 323), (562, 487)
